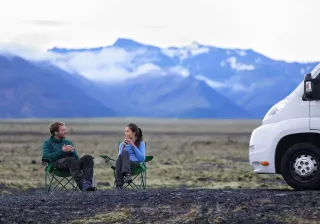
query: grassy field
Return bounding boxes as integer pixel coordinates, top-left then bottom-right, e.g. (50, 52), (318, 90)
(0, 118), (290, 192)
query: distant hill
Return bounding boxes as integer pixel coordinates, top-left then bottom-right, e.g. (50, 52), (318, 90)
(0, 55), (117, 118)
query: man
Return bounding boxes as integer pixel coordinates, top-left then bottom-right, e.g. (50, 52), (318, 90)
(42, 121), (96, 191)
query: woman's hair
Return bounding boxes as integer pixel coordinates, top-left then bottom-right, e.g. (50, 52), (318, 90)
(127, 123), (143, 147)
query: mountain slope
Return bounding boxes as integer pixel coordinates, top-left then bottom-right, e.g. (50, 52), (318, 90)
(98, 74), (252, 118)
(0, 55), (117, 118)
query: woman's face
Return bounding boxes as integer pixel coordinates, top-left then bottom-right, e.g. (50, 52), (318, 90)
(125, 126), (135, 139)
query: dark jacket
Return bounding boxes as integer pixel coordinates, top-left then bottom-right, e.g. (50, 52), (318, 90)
(42, 136), (79, 162)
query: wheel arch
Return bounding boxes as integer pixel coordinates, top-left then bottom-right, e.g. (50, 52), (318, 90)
(275, 132), (320, 174)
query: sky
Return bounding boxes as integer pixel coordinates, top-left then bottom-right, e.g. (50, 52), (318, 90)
(0, 0), (319, 62)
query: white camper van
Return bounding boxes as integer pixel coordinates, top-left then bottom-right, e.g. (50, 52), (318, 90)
(249, 63), (320, 190)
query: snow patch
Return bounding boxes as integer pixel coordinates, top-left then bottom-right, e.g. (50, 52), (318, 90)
(187, 42), (209, 56)
(169, 66), (190, 77)
(255, 58), (262, 63)
(195, 75), (250, 92)
(236, 50), (247, 56)
(225, 57), (255, 71)
(161, 48), (189, 60)
(195, 75), (226, 88)
(161, 42), (209, 60)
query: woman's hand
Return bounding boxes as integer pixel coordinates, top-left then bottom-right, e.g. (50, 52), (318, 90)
(125, 138), (135, 146)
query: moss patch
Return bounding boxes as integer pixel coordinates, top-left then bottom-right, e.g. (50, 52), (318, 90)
(71, 209), (130, 224)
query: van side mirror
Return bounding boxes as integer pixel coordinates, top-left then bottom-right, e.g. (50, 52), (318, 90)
(303, 73), (320, 101)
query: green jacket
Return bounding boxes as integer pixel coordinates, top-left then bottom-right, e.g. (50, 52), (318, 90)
(42, 136), (80, 162)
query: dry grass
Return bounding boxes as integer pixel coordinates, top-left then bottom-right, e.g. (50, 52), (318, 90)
(0, 118), (290, 191)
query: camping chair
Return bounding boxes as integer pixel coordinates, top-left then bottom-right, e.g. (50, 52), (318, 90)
(100, 142), (153, 190)
(42, 157), (78, 193)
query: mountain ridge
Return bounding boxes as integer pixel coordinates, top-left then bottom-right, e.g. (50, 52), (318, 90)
(0, 38), (318, 119)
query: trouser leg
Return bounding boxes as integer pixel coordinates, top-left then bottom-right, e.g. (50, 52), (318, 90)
(54, 157), (83, 184)
(115, 150), (131, 186)
(79, 155), (94, 183)
(121, 150), (131, 174)
(115, 156), (123, 186)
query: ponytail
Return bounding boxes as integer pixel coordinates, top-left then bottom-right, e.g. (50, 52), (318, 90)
(135, 127), (143, 147)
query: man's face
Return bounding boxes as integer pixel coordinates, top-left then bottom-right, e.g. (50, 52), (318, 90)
(57, 125), (67, 139)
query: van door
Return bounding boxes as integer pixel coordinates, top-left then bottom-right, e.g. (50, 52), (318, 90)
(309, 74), (320, 130)
(309, 101), (320, 131)
(306, 64), (320, 130)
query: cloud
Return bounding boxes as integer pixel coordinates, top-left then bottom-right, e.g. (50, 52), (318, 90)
(135, 63), (161, 76)
(0, 42), (194, 82)
(56, 47), (140, 81)
(1, 0), (320, 62)
(16, 20), (68, 27)
(0, 43), (60, 61)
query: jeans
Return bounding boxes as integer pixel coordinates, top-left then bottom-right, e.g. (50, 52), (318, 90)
(53, 155), (94, 185)
(115, 150), (140, 186)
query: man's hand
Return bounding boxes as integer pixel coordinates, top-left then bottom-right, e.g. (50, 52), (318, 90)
(62, 144), (74, 152)
(66, 145), (74, 152)
(62, 144), (69, 152)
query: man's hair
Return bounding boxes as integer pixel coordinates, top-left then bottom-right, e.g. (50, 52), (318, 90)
(49, 121), (65, 135)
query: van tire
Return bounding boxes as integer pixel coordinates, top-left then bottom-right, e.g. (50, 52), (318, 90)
(281, 142), (320, 190)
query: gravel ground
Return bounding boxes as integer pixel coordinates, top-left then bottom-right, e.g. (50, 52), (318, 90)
(1, 188), (320, 224)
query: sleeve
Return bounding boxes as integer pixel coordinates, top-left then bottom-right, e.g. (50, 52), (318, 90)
(68, 141), (79, 160)
(42, 141), (62, 162)
(118, 142), (122, 156)
(132, 141), (146, 162)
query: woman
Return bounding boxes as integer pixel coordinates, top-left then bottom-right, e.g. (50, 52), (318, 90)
(115, 123), (146, 190)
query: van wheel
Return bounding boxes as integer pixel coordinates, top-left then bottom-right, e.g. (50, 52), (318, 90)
(281, 142), (320, 190)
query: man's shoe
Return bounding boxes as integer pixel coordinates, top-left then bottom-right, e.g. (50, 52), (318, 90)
(123, 173), (132, 183)
(79, 180), (95, 191)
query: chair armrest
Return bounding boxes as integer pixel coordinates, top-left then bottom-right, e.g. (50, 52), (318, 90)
(100, 155), (116, 169)
(144, 155), (153, 163)
(100, 155), (115, 161)
(41, 157), (53, 167)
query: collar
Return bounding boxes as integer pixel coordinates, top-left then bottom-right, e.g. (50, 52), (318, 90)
(50, 136), (64, 143)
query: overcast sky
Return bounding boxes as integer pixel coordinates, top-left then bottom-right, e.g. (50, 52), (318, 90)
(0, 0), (319, 62)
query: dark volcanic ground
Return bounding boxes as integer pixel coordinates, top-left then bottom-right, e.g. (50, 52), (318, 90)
(1, 188), (320, 224)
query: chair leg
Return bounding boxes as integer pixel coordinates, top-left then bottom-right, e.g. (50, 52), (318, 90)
(141, 171), (146, 189)
(45, 172), (77, 193)
(123, 169), (147, 190)
(113, 170), (116, 190)
(145, 170), (147, 189)
(44, 171), (48, 193)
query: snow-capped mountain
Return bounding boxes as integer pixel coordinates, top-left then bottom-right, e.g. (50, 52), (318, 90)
(48, 38), (318, 118)
(0, 38), (317, 118)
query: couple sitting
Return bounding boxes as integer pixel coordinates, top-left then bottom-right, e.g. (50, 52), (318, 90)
(41, 121), (146, 191)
